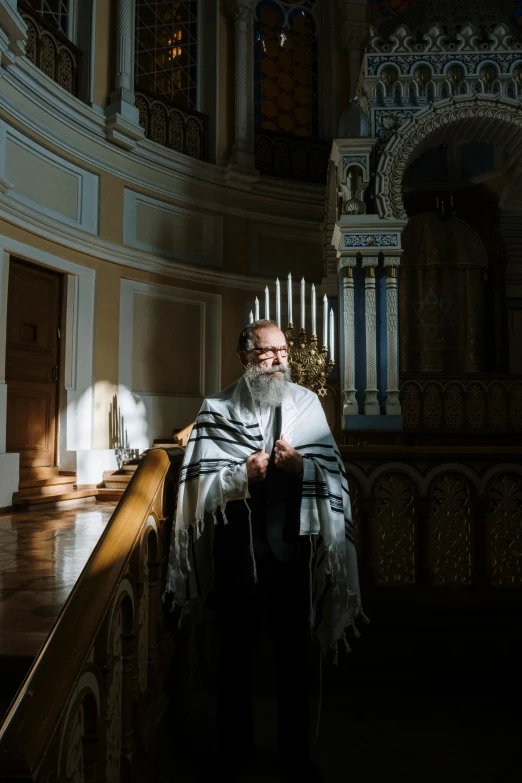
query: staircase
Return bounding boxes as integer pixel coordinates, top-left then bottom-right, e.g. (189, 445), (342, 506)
(12, 468), (98, 509)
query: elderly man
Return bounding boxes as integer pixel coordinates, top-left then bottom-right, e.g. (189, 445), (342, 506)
(166, 319), (362, 782)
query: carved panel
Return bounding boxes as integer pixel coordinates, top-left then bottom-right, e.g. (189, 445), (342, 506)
(105, 608), (122, 783)
(487, 474), (522, 586)
(375, 474), (415, 584)
(402, 377), (522, 431)
(423, 382), (443, 429)
(430, 475), (472, 585)
(19, 7), (79, 97)
(135, 90), (207, 161)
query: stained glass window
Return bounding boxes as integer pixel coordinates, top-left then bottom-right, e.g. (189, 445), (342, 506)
(23, 0), (70, 36)
(254, 1), (319, 138)
(135, 1), (198, 109)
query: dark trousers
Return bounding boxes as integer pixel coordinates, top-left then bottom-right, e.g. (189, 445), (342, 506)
(215, 538), (311, 758)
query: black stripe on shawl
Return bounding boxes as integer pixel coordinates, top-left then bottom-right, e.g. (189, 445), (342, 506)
(192, 421), (263, 442)
(198, 410), (261, 431)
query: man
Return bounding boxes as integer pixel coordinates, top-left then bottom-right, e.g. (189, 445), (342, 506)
(166, 320), (362, 781)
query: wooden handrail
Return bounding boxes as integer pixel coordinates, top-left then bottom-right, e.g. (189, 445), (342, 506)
(0, 449), (174, 776)
(173, 422), (194, 448)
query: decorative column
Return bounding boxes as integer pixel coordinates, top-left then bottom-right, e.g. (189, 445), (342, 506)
(226, 0), (256, 171)
(0, 0), (27, 68)
(385, 261), (401, 415)
(342, 265), (358, 415)
(105, 0), (144, 150)
(363, 259), (379, 415)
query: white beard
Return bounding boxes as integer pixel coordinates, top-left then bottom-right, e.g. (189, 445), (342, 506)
(244, 364), (292, 407)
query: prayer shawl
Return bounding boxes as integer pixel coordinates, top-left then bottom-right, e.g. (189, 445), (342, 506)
(165, 376), (363, 657)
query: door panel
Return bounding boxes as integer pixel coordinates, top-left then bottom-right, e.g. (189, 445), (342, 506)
(6, 259), (62, 468)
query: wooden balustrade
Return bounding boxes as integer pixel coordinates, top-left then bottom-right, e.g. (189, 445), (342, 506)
(135, 89), (208, 161)
(254, 131), (329, 183)
(401, 374), (522, 432)
(18, 2), (80, 96)
(0, 448), (183, 782)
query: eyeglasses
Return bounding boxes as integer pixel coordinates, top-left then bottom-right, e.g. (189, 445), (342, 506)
(250, 345), (290, 359)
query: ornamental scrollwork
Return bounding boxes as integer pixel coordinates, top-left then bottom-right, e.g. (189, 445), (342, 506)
(429, 475), (472, 585)
(375, 474), (415, 585)
(487, 475), (522, 586)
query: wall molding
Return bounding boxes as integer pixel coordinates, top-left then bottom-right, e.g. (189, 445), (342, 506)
(0, 196), (295, 291)
(118, 279), (221, 447)
(0, 57), (325, 219)
(123, 189), (223, 268)
(1, 120), (99, 234)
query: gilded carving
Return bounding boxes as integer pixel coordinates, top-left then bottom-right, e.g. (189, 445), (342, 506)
(466, 382), (486, 429)
(401, 382), (421, 429)
(57, 50), (74, 94)
(40, 34), (56, 81)
(185, 118), (201, 159)
(150, 104), (167, 146)
(488, 383), (508, 429)
(511, 383), (522, 428)
(375, 475), (415, 584)
(444, 382), (464, 429)
(430, 475), (472, 585)
(423, 382), (443, 429)
(169, 112), (184, 153)
(487, 475), (522, 586)
(24, 18), (37, 65)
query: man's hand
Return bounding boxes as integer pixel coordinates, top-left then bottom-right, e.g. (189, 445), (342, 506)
(274, 434), (303, 476)
(246, 447), (269, 482)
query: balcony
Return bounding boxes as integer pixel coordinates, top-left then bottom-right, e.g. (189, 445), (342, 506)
(254, 130), (329, 184)
(134, 88), (208, 162)
(18, 1), (80, 97)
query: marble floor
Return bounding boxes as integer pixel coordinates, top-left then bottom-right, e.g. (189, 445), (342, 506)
(0, 500), (117, 660)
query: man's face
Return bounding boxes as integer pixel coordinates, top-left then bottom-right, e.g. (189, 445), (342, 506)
(244, 325), (289, 374)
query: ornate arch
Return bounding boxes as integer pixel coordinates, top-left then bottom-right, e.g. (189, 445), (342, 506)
(376, 94), (522, 220)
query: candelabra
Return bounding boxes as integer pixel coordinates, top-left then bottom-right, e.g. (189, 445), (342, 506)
(110, 394), (140, 469)
(285, 324), (334, 397)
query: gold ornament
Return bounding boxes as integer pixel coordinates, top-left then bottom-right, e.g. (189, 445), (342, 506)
(285, 325), (334, 398)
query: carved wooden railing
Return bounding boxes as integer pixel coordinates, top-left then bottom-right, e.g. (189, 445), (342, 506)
(343, 445), (522, 601)
(254, 131), (329, 183)
(135, 88), (208, 161)
(18, 2), (80, 96)
(401, 374), (522, 431)
(0, 448), (183, 781)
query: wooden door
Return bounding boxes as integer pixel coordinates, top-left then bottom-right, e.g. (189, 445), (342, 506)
(6, 259), (62, 468)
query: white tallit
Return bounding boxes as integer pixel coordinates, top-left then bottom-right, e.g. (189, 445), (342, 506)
(165, 375), (363, 657)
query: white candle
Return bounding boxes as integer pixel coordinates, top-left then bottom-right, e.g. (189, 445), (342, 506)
(311, 284), (316, 336)
(287, 272), (293, 325)
(323, 294), (328, 348)
(300, 277), (305, 330)
(329, 308), (335, 362)
(265, 286), (270, 320)
(255, 297), (260, 320)
(249, 310), (254, 324)
(276, 278), (281, 327)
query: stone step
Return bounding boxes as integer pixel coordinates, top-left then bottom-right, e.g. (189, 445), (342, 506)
(19, 466), (58, 480)
(13, 489), (98, 509)
(13, 482), (76, 500)
(102, 478), (131, 489)
(96, 488), (125, 502)
(17, 475), (76, 490)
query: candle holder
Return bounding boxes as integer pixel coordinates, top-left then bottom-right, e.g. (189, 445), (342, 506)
(285, 324), (334, 397)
